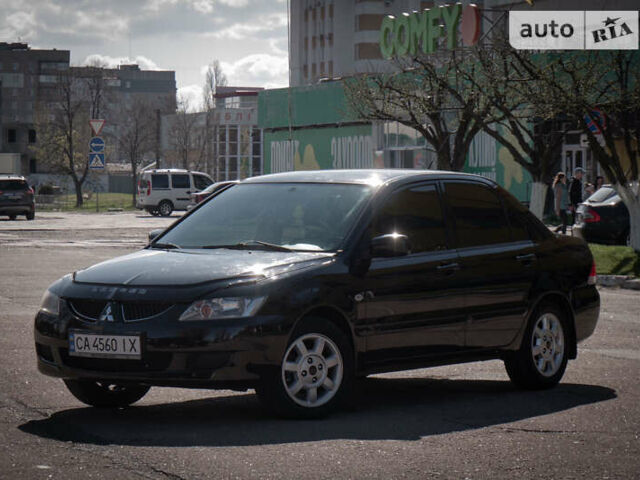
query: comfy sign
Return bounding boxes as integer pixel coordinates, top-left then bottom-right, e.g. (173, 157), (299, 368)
(509, 10), (638, 50)
(379, 4), (481, 59)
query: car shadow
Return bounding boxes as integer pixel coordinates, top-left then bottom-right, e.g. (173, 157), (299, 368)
(19, 378), (615, 447)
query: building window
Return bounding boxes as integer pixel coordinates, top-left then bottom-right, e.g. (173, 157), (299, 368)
(312, 63), (317, 77)
(319, 34), (324, 47)
(328, 61), (333, 76)
(7, 129), (17, 143)
(320, 62), (325, 74)
(28, 129), (36, 143)
(356, 43), (383, 60)
(328, 33), (333, 47)
(303, 64), (309, 78)
(304, 8), (308, 22)
(13, 63), (19, 71)
(420, 1), (434, 9)
(29, 158), (37, 173)
(312, 8), (316, 20)
(329, 4), (333, 18)
(321, 6), (325, 20)
(357, 14), (385, 31)
(312, 36), (317, 49)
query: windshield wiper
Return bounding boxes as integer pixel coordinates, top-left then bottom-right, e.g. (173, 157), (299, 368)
(202, 240), (293, 252)
(151, 242), (181, 250)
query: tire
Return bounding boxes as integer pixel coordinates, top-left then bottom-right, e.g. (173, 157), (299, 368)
(504, 303), (569, 390)
(146, 208), (160, 216)
(158, 200), (173, 217)
(63, 379), (150, 408)
(8, 214), (16, 221)
(256, 317), (354, 419)
(26, 211), (34, 220)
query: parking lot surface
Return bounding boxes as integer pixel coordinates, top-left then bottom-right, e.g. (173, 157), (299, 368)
(0, 212), (638, 479)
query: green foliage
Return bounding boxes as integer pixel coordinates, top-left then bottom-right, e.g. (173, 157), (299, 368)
(589, 244), (640, 277)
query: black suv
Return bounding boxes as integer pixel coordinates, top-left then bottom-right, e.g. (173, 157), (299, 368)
(0, 175), (35, 220)
(35, 170), (599, 418)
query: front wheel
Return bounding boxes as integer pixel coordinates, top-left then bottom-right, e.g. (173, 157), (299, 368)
(63, 379), (150, 408)
(504, 303), (569, 390)
(256, 318), (354, 418)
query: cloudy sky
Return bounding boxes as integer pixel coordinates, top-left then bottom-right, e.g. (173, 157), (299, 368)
(0, 0), (289, 108)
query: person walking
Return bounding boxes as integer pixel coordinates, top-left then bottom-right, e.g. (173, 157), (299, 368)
(595, 175), (605, 191)
(569, 167), (584, 224)
(553, 172), (569, 234)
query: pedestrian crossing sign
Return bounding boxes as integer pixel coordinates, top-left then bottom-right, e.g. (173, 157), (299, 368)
(89, 153), (105, 169)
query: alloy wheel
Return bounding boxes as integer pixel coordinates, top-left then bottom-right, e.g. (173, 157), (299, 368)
(281, 333), (343, 408)
(531, 313), (565, 377)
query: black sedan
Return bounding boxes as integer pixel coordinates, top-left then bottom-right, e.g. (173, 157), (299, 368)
(35, 170), (599, 418)
(574, 186), (630, 245)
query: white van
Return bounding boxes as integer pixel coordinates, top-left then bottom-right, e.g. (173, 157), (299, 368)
(137, 169), (213, 216)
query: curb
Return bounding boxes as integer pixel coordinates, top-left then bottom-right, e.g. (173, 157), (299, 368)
(598, 275), (640, 291)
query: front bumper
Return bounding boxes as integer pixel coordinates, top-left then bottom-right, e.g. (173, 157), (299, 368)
(34, 305), (289, 389)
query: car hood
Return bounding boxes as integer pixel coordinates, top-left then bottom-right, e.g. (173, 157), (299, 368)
(72, 248), (334, 287)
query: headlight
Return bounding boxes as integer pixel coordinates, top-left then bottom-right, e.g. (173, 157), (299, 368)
(179, 296), (266, 321)
(39, 290), (60, 316)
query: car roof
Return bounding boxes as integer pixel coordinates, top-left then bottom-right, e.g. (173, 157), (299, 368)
(242, 169), (493, 187)
(0, 175), (27, 180)
(141, 169), (210, 175)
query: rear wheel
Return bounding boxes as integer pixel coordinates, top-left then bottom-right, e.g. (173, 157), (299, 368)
(158, 200), (173, 217)
(504, 303), (569, 389)
(8, 214), (16, 220)
(256, 317), (354, 418)
(26, 211), (34, 220)
(63, 379), (150, 408)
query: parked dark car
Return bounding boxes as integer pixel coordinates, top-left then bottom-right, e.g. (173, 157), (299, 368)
(186, 180), (238, 211)
(0, 175), (35, 220)
(34, 170), (599, 418)
(574, 186), (630, 245)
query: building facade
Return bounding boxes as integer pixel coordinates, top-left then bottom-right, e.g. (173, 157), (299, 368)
(0, 42), (70, 175)
(160, 87), (263, 182)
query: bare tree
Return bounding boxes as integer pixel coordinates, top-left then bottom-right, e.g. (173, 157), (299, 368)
(32, 70), (92, 207)
(202, 60), (228, 178)
(202, 60), (228, 110)
(344, 50), (494, 172)
(117, 98), (156, 206)
(169, 95), (206, 170)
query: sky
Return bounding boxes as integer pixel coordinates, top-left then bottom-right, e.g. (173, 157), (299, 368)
(0, 0), (290, 109)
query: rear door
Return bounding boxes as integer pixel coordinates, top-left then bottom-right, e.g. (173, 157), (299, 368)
(442, 181), (535, 348)
(0, 179), (29, 206)
(360, 182), (467, 366)
(170, 173), (192, 210)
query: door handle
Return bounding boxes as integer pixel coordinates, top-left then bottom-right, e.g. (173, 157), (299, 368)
(437, 262), (460, 274)
(516, 253), (536, 265)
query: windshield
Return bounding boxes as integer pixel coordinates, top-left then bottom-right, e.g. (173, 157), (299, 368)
(157, 183), (372, 251)
(587, 186), (619, 203)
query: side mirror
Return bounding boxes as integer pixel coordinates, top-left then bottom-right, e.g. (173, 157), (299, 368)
(148, 228), (164, 242)
(371, 233), (410, 257)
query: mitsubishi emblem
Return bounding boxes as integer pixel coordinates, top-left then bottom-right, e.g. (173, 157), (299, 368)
(99, 303), (115, 322)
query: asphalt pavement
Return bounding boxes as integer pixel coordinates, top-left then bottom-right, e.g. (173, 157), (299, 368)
(0, 212), (638, 479)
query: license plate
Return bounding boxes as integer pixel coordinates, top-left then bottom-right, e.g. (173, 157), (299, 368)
(69, 332), (141, 359)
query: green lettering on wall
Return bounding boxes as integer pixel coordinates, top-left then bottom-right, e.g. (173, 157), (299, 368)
(425, 9), (443, 54)
(408, 10), (428, 56)
(380, 16), (395, 59)
(394, 14), (410, 56)
(441, 4), (462, 49)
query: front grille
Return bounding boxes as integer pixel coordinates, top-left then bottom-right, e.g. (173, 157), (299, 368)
(122, 302), (173, 322)
(68, 299), (107, 321)
(60, 349), (172, 372)
(68, 299), (173, 322)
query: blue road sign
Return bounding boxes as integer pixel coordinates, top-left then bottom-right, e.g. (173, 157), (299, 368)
(89, 153), (105, 169)
(89, 136), (105, 153)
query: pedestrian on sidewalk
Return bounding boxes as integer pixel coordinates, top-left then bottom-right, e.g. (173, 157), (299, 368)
(569, 167), (584, 224)
(553, 171), (569, 234)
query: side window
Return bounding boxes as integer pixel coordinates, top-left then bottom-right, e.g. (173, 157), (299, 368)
(172, 174), (190, 188)
(445, 182), (510, 248)
(497, 187), (552, 242)
(151, 174), (169, 189)
(193, 175), (212, 190)
(373, 184), (448, 253)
